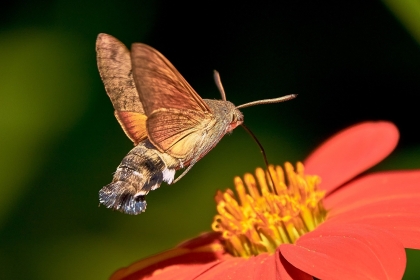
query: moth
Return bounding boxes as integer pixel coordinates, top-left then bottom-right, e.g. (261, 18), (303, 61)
(96, 33), (296, 215)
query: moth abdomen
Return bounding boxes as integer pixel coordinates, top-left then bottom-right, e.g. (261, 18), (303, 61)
(99, 181), (147, 215)
(99, 141), (178, 215)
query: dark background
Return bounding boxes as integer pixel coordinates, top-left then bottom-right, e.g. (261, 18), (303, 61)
(1, 1), (419, 279)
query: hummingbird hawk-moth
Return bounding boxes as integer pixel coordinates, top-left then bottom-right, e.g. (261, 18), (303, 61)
(96, 33), (296, 215)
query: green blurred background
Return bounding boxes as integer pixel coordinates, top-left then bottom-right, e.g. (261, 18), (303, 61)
(1, 0), (420, 279)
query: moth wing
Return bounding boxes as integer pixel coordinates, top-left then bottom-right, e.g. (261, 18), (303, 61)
(114, 111), (147, 145)
(96, 33), (147, 144)
(147, 108), (214, 158)
(130, 43), (211, 116)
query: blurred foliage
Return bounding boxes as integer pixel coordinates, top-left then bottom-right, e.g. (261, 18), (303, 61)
(383, 0), (420, 45)
(0, 1), (419, 279)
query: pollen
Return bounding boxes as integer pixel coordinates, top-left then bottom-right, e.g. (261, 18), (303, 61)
(211, 162), (326, 257)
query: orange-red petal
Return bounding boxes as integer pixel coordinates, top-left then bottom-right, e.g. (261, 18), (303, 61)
(196, 253), (277, 280)
(280, 223), (406, 280)
(196, 251), (312, 280)
(110, 232), (231, 280)
(276, 252), (313, 280)
(109, 231), (313, 280)
(323, 171), (420, 248)
(304, 121), (399, 194)
(324, 170), (420, 211)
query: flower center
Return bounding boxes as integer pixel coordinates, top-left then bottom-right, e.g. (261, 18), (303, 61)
(211, 162), (326, 258)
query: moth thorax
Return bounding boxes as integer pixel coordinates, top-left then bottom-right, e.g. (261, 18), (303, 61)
(203, 99), (244, 129)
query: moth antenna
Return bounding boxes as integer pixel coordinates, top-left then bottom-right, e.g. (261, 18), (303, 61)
(213, 70), (227, 101)
(236, 94), (297, 109)
(240, 124), (275, 187)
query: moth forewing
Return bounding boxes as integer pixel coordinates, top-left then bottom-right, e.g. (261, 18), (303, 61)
(130, 43), (211, 115)
(96, 33), (148, 144)
(96, 33), (145, 114)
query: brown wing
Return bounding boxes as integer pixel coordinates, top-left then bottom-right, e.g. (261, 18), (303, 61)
(130, 43), (211, 116)
(96, 33), (147, 143)
(114, 111), (147, 145)
(147, 108), (214, 158)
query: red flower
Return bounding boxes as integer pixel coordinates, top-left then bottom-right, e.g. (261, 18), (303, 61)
(110, 121), (420, 280)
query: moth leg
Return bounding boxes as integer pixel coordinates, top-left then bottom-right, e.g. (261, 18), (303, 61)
(172, 147), (202, 184)
(172, 160), (196, 184)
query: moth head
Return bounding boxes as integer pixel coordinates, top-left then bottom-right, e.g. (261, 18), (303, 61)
(228, 108), (244, 132)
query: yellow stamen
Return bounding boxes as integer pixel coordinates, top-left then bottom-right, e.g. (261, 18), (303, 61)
(211, 162), (326, 257)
